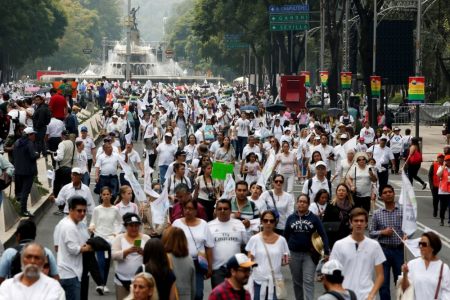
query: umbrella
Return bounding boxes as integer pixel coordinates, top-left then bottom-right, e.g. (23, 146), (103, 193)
(240, 105), (258, 112)
(327, 108), (343, 117)
(200, 84), (209, 89)
(266, 103), (286, 113)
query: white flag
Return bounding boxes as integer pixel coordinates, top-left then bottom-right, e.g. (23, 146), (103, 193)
(220, 174), (236, 200)
(257, 152), (276, 188)
(399, 172), (417, 236)
(151, 185), (170, 224)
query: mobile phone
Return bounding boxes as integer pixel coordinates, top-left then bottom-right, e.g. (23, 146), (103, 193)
(369, 167), (373, 173)
(134, 239), (142, 247)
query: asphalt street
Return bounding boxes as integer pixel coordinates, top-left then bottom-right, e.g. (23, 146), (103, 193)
(34, 139), (449, 300)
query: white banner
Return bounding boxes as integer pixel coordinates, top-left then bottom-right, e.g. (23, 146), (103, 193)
(117, 155), (146, 202)
(343, 136), (357, 153)
(399, 172), (418, 236)
(220, 174), (236, 200)
(151, 185), (170, 224)
(257, 152), (276, 189)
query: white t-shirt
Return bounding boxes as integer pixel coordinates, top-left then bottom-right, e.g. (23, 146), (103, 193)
(236, 118), (250, 137)
(389, 134), (403, 154)
(81, 136), (96, 160)
(276, 152), (296, 175)
(184, 144), (198, 162)
(302, 176), (331, 201)
(208, 218), (247, 270)
(309, 202), (327, 216)
(95, 152), (120, 176)
(0, 273), (65, 300)
(330, 235), (386, 300)
(90, 205), (122, 243)
(172, 219), (215, 258)
(359, 127), (375, 144)
(156, 143), (178, 166)
(259, 190), (295, 230)
(367, 145), (394, 166)
(312, 144), (334, 167)
(407, 258), (450, 300)
(348, 165), (376, 197)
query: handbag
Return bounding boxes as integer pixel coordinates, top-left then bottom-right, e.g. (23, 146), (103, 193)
(260, 234), (287, 299)
(0, 170), (12, 190)
(187, 224), (209, 274)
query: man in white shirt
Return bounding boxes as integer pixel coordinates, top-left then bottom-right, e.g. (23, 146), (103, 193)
(330, 208), (385, 300)
(359, 121), (376, 146)
(339, 110), (354, 127)
(208, 199), (248, 288)
(79, 126), (96, 173)
(57, 196), (93, 300)
(45, 116), (65, 169)
(333, 134), (348, 180)
(302, 161), (332, 200)
(367, 137), (395, 194)
(53, 167), (95, 216)
(235, 112), (250, 160)
(156, 132), (178, 184)
(388, 127), (403, 174)
(216, 104), (232, 135)
(209, 132), (224, 157)
(242, 135), (262, 161)
(95, 142), (120, 198)
(312, 134), (335, 178)
(119, 142), (144, 187)
(0, 242), (65, 300)
(106, 115), (121, 135)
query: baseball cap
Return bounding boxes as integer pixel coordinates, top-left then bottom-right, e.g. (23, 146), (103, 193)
(226, 253), (257, 270)
(321, 259), (344, 276)
(315, 161), (327, 169)
(394, 127), (400, 131)
(80, 126), (88, 132)
(165, 132), (173, 137)
(314, 136), (321, 140)
(340, 134), (348, 139)
(445, 155), (450, 161)
(359, 136), (365, 141)
(112, 114), (119, 118)
(123, 213), (142, 225)
(380, 136), (388, 140)
(23, 127), (36, 135)
(284, 128), (291, 133)
(71, 167), (82, 174)
(437, 153), (444, 158)
(175, 150), (186, 157)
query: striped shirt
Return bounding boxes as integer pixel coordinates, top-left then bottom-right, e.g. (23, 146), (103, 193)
(369, 206), (404, 247)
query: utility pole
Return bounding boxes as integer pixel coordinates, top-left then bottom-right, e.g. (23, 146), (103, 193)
(319, 0), (325, 71)
(371, 0), (378, 130)
(102, 37), (106, 75)
(343, 0), (350, 110)
(415, 0), (422, 138)
(125, 0), (132, 81)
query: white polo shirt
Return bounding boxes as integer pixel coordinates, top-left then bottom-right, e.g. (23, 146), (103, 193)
(156, 142), (178, 166)
(330, 235), (386, 300)
(367, 145), (394, 166)
(46, 118), (65, 138)
(95, 152), (120, 176)
(55, 182), (95, 215)
(301, 176), (331, 200)
(81, 136), (96, 160)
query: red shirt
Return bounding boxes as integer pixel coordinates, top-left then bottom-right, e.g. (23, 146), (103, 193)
(49, 94), (67, 119)
(208, 279), (251, 300)
(170, 202), (207, 223)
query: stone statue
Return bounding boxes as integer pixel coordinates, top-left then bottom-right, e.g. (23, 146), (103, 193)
(130, 6), (140, 30)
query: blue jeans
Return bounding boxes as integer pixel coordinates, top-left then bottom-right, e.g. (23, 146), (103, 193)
(97, 175), (119, 199)
(82, 172), (90, 186)
(237, 136), (248, 160)
(159, 165), (169, 185)
(0, 192), (3, 207)
(289, 251), (316, 300)
(194, 268), (204, 300)
(253, 281), (277, 300)
(60, 277), (81, 300)
(96, 249), (111, 286)
(380, 246), (404, 300)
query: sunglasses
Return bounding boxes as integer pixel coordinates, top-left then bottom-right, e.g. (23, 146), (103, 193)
(274, 180), (283, 184)
(418, 242), (429, 248)
(262, 219), (276, 224)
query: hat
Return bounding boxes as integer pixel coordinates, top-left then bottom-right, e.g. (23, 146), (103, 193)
(355, 152), (368, 160)
(311, 232), (324, 255)
(321, 259), (344, 276)
(112, 114), (119, 118)
(119, 111), (126, 115)
(445, 155), (450, 161)
(71, 167), (82, 174)
(226, 253), (257, 270)
(315, 161), (327, 169)
(359, 136), (365, 141)
(314, 136), (321, 140)
(394, 127), (400, 131)
(80, 126), (88, 132)
(175, 150), (187, 157)
(380, 136), (388, 141)
(340, 134), (348, 139)
(165, 132), (173, 138)
(75, 137), (83, 143)
(123, 213), (142, 225)
(437, 153), (444, 158)
(23, 127), (36, 135)
(284, 127), (291, 133)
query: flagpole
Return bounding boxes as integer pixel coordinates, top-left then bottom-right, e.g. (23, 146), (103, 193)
(393, 228), (408, 263)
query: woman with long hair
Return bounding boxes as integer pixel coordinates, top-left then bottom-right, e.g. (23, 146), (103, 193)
(333, 149), (355, 184)
(246, 210), (290, 300)
(401, 231), (450, 299)
(241, 152), (261, 186)
(273, 141), (300, 193)
(322, 183), (355, 248)
(115, 185), (139, 218)
(309, 189), (330, 220)
(124, 272), (159, 300)
(214, 136), (235, 163)
(193, 162), (219, 221)
(162, 227), (196, 300)
(183, 134), (198, 165)
(137, 239), (177, 300)
(405, 137), (427, 189)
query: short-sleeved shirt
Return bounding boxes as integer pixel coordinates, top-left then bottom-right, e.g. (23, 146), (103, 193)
(230, 198), (259, 221)
(172, 219), (214, 258)
(49, 94), (67, 119)
(276, 152), (296, 174)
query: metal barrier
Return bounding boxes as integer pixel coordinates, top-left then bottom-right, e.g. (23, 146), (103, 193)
(390, 105), (450, 126)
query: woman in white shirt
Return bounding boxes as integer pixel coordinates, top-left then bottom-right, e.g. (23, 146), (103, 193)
(347, 152), (377, 213)
(307, 151), (324, 179)
(172, 199), (214, 300)
(333, 149), (355, 184)
(246, 210), (290, 300)
(273, 141), (300, 193)
(183, 134), (198, 164)
(309, 189), (330, 220)
(401, 231), (450, 300)
(214, 136), (235, 164)
(112, 213), (151, 300)
(89, 186), (123, 294)
(248, 182), (267, 213)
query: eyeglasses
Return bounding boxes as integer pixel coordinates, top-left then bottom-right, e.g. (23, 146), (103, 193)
(418, 242), (429, 248)
(237, 267), (252, 273)
(274, 180), (283, 184)
(262, 219), (276, 224)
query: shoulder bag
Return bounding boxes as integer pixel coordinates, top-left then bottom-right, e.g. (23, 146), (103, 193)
(260, 234), (287, 299)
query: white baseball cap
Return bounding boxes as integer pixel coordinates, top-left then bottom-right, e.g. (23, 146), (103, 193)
(23, 127), (36, 135)
(165, 132), (173, 137)
(315, 161), (327, 169)
(71, 167), (82, 174)
(321, 259), (344, 275)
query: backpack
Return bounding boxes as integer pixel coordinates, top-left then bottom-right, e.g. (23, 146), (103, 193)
(0, 111), (11, 140)
(324, 290), (357, 300)
(10, 244), (26, 277)
(307, 178), (332, 198)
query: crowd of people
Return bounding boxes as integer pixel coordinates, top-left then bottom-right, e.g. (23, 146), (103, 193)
(0, 79), (449, 300)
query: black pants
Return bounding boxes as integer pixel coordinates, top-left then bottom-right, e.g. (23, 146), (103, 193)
(48, 137), (61, 169)
(133, 121), (140, 141)
(35, 128), (46, 156)
(407, 164), (425, 187)
(80, 252), (103, 300)
(393, 153), (401, 173)
(14, 174), (34, 213)
(439, 194), (450, 223)
(432, 186), (439, 217)
(378, 166), (389, 195)
(53, 167), (73, 197)
(211, 266), (227, 289)
(87, 159), (93, 174)
(354, 196), (371, 214)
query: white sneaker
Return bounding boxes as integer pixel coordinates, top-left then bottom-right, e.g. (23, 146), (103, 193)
(103, 286), (110, 293)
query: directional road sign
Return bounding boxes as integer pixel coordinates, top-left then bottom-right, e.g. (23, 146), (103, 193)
(270, 14), (309, 23)
(270, 23), (309, 31)
(268, 4), (310, 32)
(268, 4), (309, 14)
(224, 34), (249, 49)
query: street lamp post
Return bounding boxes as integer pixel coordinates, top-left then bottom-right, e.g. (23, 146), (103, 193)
(371, 0), (378, 130)
(415, 0), (422, 138)
(125, 0), (132, 82)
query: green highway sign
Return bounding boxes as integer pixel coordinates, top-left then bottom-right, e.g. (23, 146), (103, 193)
(270, 23), (309, 31)
(225, 43), (249, 49)
(224, 33), (249, 49)
(270, 14), (309, 23)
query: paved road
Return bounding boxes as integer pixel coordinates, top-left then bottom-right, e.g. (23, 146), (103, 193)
(34, 139), (449, 299)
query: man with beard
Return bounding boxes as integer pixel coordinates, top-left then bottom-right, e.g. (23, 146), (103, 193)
(208, 253), (255, 300)
(0, 243), (65, 299)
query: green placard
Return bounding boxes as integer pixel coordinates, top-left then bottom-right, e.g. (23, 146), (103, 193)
(212, 162), (234, 180)
(270, 14), (309, 23)
(270, 23), (309, 31)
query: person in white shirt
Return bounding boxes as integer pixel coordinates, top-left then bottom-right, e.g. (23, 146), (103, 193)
(95, 142), (120, 198)
(79, 126), (96, 173)
(119, 142), (144, 187)
(208, 199), (248, 288)
(367, 137), (395, 194)
(388, 127), (403, 174)
(339, 110), (354, 127)
(56, 196), (93, 300)
(45, 116), (65, 168)
(271, 118), (284, 142)
(242, 135), (262, 161)
(53, 167), (95, 216)
(216, 104), (232, 134)
(74, 138), (90, 185)
(330, 208), (385, 300)
(302, 161), (332, 201)
(359, 121), (375, 146)
(235, 112), (250, 160)
(0, 243), (65, 300)
(156, 132), (178, 184)
(312, 134), (335, 178)
(355, 136), (368, 153)
(106, 115), (122, 135)
(209, 132), (224, 157)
